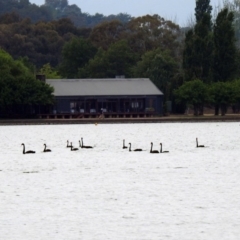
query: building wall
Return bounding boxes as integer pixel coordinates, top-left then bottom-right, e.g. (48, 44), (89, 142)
(54, 95), (163, 115)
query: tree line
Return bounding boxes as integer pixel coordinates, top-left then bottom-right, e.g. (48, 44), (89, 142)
(0, 0), (131, 28)
(1, 0), (240, 117)
(175, 0), (240, 116)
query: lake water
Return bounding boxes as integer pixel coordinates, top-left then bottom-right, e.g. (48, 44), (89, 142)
(0, 122), (240, 240)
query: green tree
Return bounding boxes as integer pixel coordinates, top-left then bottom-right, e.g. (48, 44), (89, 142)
(106, 40), (136, 77)
(209, 81), (235, 115)
(126, 15), (181, 58)
(78, 40), (136, 78)
(59, 37), (97, 78)
(174, 79), (209, 115)
(78, 48), (108, 78)
(133, 48), (178, 101)
(183, 0), (213, 82)
(0, 49), (54, 117)
(222, 0), (240, 47)
(213, 8), (237, 81)
(89, 20), (125, 50)
(195, 0), (212, 27)
(39, 63), (61, 79)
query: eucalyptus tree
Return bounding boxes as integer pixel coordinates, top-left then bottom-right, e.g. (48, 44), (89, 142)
(78, 40), (136, 78)
(89, 20), (126, 50)
(59, 37), (97, 78)
(126, 14), (181, 58)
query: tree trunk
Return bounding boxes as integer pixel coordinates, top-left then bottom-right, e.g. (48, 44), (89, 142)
(194, 104), (198, 116)
(220, 104), (227, 116)
(215, 104), (219, 115)
(199, 104), (204, 115)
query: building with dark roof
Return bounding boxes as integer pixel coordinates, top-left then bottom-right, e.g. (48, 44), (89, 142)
(45, 78), (164, 118)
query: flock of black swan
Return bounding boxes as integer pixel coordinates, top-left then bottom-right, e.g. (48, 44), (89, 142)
(21, 138), (205, 154)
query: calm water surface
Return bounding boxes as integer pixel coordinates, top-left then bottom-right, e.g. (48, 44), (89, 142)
(0, 122), (240, 240)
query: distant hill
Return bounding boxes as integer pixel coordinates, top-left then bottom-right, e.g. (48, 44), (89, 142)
(0, 0), (132, 28)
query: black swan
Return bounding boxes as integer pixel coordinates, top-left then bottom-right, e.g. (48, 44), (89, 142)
(150, 142), (159, 153)
(196, 138), (205, 148)
(123, 139), (127, 149)
(21, 143), (35, 154)
(43, 144), (51, 152)
(160, 143), (169, 153)
(81, 138), (93, 149)
(66, 140), (71, 148)
(70, 142), (79, 151)
(129, 143), (142, 152)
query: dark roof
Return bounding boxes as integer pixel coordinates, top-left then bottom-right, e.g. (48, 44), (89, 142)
(46, 78), (163, 96)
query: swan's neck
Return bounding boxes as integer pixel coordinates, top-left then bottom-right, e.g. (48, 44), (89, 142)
(150, 143), (153, 153)
(196, 139), (198, 147)
(160, 144), (162, 153)
(129, 143), (131, 151)
(22, 144), (25, 154)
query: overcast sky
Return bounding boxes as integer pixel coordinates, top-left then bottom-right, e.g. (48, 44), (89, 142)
(30, 0), (222, 26)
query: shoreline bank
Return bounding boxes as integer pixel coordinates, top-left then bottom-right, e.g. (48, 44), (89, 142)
(1, 114), (240, 125)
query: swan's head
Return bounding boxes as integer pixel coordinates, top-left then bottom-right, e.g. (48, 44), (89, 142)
(21, 143), (24, 146)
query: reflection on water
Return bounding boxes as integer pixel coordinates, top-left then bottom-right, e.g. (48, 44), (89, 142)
(0, 122), (240, 240)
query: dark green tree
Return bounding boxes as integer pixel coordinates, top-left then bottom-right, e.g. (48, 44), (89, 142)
(59, 37), (97, 78)
(183, 0), (213, 83)
(0, 49), (54, 117)
(78, 48), (108, 78)
(195, 0), (212, 27)
(209, 81), (235, 115)
(78, 40), (136, 78)
(213, 8), (237, 82)
(174, 79), (210, 116)
(133, 48), (178, 102)
(106, 40), (136, 77)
